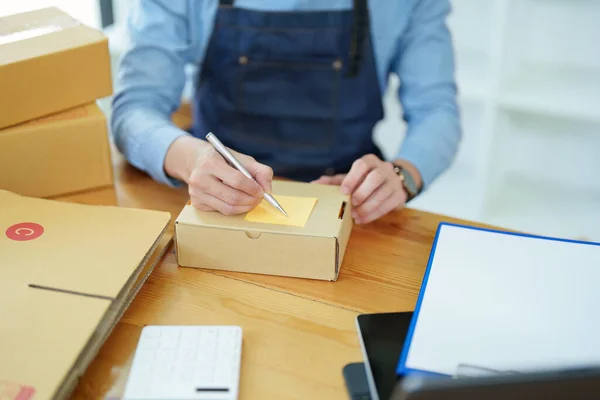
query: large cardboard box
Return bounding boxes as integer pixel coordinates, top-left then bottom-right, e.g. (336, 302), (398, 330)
(0, 103), (113, 198)
(174, 181), (354, 281)
(0, 7), (112, 129)
(0, 190), (172, 400)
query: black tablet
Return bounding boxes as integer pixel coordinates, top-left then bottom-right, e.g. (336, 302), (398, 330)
(356, 312), (413, 400)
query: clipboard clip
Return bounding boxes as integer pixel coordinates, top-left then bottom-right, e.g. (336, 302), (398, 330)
(455, 363), (521, 378)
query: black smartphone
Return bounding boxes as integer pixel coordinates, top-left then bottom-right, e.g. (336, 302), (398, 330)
(343, 362), (372, 400)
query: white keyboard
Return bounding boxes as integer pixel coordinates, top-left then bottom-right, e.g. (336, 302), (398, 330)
(123, 325), (243, 400)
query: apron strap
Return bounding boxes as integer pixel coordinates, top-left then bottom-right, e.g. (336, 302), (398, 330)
(346, 0), (369, 77)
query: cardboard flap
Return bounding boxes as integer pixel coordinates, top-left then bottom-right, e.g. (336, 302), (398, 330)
(0, 7), (105, 65)
(0, 284), (110, 400)
(0, 190), (171, 299)
(20, 103), (103, 128)
(0, 103), (105, 135)
(176, 181), (349, 238)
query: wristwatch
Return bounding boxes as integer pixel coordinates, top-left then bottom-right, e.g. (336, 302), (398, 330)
(392, 163), (420, 201)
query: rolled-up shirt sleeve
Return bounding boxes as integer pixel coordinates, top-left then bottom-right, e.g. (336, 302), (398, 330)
(392, 0), (462, 189)
(111, 0), (193, 186)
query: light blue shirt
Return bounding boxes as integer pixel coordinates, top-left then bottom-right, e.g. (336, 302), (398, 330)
(112, 0), (461, 189)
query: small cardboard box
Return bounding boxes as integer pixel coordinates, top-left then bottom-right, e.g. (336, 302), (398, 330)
(0, 103), (113, 198)
(0, 189), (171, 400)
(0, 7), (113, 129)
(174, 180), (353, 281)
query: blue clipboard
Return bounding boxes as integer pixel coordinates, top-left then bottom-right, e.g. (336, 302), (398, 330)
(395, 221), (600, 377)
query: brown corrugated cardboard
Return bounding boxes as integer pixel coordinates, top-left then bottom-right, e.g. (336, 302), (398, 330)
(0, 103), (113, 198)
(0, 284), (111, 400)
(0, 7), (112, 129)
(0, 190), (172, 399)
(175, 180), (353, 281)
(53, 233), (173, 400)
(1, 189), (171, 298)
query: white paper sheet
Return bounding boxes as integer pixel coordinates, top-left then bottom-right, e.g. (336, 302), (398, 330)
(400, 224), (600, 376)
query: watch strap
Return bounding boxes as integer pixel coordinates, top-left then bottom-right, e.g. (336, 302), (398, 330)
(392, 163), (419, 201)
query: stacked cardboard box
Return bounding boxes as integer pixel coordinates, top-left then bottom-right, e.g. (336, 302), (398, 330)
(0, 7), (114, 197)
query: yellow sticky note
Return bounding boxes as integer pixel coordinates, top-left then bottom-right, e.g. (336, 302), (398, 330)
(244, 195), (317, 227)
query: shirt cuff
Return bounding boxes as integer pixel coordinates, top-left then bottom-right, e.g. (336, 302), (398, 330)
(141, 125), (189, 187)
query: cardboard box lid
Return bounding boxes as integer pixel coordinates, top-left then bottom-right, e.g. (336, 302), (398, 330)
(0, 7), (106, 65)
(0, 282), (111, 400)
(0, 189), (171, 299)
(0, 102), (105, 134)
(176, 180), (350, 238)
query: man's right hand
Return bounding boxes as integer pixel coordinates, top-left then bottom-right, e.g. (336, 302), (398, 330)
(164, 136), (273, 215)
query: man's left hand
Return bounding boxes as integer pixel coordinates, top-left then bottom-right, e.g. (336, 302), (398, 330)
(312, 154), (409, 224)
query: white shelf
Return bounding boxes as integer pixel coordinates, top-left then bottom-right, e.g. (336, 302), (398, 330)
(447, 0), (495, 103)
(447, 0), (494, 56)
(381, 0), (600, 239)
(489, 110), (600, 196)
(455, 49), (490, 102)
(484, 176), (600, 242)
(452, 102), (486, 170)
(409, 164), (485, 222)
(498, 65), (600, 122)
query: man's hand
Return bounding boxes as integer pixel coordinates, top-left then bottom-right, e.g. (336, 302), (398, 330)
(313, 154), (414, 224)
(165, 136), (273, 215)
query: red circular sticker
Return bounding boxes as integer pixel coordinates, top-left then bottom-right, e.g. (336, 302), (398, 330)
(5, 222), (44, 241)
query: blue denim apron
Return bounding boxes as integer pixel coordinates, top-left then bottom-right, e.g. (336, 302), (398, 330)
(192, 0), (384, 181)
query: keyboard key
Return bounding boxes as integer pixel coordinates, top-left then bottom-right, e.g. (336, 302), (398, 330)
(142, 326), (162, 339)
(140, 337), (160, 350)
(160, 329), (181, 349)
(134, 348), (157, 364)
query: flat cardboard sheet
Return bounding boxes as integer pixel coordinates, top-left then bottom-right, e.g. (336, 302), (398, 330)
(244, 195), (318, 227)
(1, 190), (170, 298)
(53, 233), (173, 400)
(0, 283), (111, 400)
(0, 189), (172, 399)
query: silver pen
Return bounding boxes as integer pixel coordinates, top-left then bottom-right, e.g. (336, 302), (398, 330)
(205, 132), (288, 217)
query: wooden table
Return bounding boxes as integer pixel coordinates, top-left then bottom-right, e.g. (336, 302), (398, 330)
(59, 148), (490, 400)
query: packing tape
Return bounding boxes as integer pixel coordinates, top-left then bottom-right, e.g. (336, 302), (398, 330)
(0, 14), (79, 46)
(0, 380), (35, 400)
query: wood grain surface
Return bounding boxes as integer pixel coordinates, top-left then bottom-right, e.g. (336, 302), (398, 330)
(57, 106), (500, 399)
